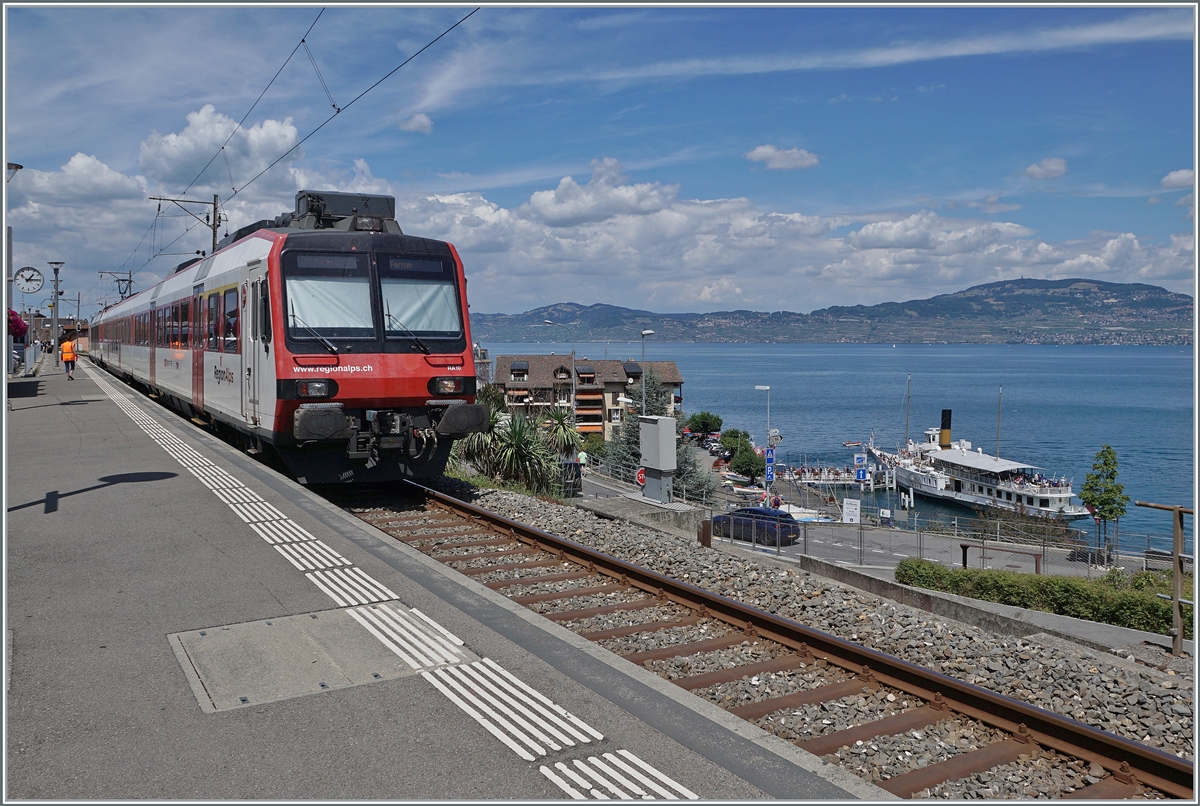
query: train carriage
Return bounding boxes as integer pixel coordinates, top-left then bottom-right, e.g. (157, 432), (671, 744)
(91, 190), (489, 484)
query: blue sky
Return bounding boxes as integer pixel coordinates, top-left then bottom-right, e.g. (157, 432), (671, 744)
(3, 5), (1195, 317)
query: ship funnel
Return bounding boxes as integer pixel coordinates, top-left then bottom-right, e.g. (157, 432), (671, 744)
(939, 409), (952, 448)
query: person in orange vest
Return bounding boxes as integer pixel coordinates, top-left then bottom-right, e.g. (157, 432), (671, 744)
(60, 333), (77, 380)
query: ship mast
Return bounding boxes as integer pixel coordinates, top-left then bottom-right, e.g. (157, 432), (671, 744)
(996, 384), (1003, 458)
(904, 374), (911, 448)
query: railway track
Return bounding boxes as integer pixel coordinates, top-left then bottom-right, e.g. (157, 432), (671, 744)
(327, 482), (1193, 800)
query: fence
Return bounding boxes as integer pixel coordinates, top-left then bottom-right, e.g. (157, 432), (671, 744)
(587, 453), (720, 508)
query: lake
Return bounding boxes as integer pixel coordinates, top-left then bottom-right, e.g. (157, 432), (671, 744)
(481, 342), (1194, 546)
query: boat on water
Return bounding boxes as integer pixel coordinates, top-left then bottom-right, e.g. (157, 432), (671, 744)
(842, 441), (863, 448)
(867, 409), (1090, 521)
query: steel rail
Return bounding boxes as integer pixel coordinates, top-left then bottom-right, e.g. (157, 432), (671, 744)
(414, 483), (1194, 798)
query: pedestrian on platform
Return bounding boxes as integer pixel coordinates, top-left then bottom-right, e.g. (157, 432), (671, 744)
(60, 333), (77, 380)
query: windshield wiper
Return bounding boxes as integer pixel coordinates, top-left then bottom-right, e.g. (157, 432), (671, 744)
(288, 302), (339, 354)
(386, 301), (431, 354)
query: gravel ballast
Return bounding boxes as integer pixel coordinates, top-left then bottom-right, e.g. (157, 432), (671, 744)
(426, 482), (1195, 764)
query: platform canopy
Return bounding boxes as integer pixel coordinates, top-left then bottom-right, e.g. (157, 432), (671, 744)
(929, 448), (1039, 474)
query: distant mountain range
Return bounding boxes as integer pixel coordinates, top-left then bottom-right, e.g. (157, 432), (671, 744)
(469, 278), (1193, 345)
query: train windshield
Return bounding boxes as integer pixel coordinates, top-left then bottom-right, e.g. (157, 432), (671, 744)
(378, 256), (463, 338)
(283, 254), (374, 339)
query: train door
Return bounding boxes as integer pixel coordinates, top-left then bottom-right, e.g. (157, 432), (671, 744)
(191, 284), (204, 411)
(244, 266), (266, 429)
(148, 304), (156, 388)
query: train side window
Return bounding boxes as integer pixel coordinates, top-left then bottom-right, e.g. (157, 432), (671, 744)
(170, 303), (180, 348)
(259, 280), (271, 344)
(207, 293), (220, 351)
(223, 288), (239, 353)
(180, 299), (190, 348)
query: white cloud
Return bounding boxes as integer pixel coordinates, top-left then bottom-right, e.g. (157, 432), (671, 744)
(399, 113), (433, 134)
(745, 145), (819, 170)
(522, 158), (678, 226)
(138, 104), (301, 192)
(1025, 157), (1067, 180)
(1161, 169), (1193, 189)
(9, 145), (1195, 317)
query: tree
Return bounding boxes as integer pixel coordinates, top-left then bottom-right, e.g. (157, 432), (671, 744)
(719, 429), (750, 453)
(730, 446), (766, 485)
(686, 411), (723, 438)
(674, 436), (717, 501)
(1079, 444), (1130, 559)
(609, 364), (673, 482)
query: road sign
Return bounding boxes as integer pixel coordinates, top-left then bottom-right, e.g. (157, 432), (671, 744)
(764, 448), (775, 464)
(635, 467), (646, 486)
(855, 468), (868, 482)
(765, 465), (775, 484)
(854, 453), (867, 467)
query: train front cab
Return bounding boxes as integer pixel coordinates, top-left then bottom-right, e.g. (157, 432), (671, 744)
(262, 234), (488, 484)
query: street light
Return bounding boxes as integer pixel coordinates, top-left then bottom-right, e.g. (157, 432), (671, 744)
(544, 319), (575, 421)
(48, 261), (63, 367)
(640, 329), (654, 415)
(756, 385), (771, 497)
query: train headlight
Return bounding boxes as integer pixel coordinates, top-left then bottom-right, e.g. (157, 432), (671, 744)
(428, 376), (475, 396)
(296, 380), (334, 398)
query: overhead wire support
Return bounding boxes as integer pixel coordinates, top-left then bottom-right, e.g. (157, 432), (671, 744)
(303, 39), (340, 112)
(233, 7), (480, 200)
(148, 195), (222, 254)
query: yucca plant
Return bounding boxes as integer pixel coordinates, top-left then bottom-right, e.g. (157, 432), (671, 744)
(490, 411), (557, 493)
(450, 405), (502, 477)
(541, 405), (582, 458)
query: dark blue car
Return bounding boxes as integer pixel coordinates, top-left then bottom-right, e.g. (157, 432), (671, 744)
(712, 507), (801, 546)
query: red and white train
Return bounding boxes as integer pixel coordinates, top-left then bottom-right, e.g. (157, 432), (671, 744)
(90, 190), (488, 484)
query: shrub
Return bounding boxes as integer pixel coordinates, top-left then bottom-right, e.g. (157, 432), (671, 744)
(895, 558), (1192, 639)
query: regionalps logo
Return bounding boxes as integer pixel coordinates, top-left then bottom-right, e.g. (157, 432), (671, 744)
(213, 366), (237, 385)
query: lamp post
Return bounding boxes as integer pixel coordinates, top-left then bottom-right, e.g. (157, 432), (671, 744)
(6, 163), (22, 355)
(544, 319), (575, 421)
(756, 385), (770, 497)
(47, 261), (63, 367)
(640, 329), (654, 415)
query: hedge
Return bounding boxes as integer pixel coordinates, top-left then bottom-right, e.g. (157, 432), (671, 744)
(894, 558), (1193, 639)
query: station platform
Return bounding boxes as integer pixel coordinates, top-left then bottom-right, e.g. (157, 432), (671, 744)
(4, 361), (883, 801)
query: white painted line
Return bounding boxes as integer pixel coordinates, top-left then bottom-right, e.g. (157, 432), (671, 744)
(421, 670), (536, 762)
(554, 762), (607, 799)
(588, 756), (647, 798)
(539, 765), (587, 800)
(481, 658), (604, 741)
(214, 487), (264, 505)
(572, 759), (630, 799)
(346, 608), (421, 669)
(440, 665), (556, 754)
(273, 544), (314, 571)
(472, 662), (592, 745)
(352, 606), (443, 667)
(304, 571), (353, 607)
(408, 607), (466, 646)
(342, 566), (398, 601)
(615, 750), (698, 800)
(370, 605), (462, 664)
(457, 663), (574, 749)
(427, 667), (545, 758)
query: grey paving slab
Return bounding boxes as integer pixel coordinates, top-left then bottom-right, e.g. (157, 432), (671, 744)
(5, 362), (879, 801)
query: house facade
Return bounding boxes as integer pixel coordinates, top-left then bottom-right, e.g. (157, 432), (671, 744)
(494, 354), (683, 440)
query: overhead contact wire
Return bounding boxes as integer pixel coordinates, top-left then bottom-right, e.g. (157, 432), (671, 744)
(232, 7), (480, 200)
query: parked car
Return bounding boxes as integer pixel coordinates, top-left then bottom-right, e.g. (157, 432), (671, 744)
(711, 507), (801, 546)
